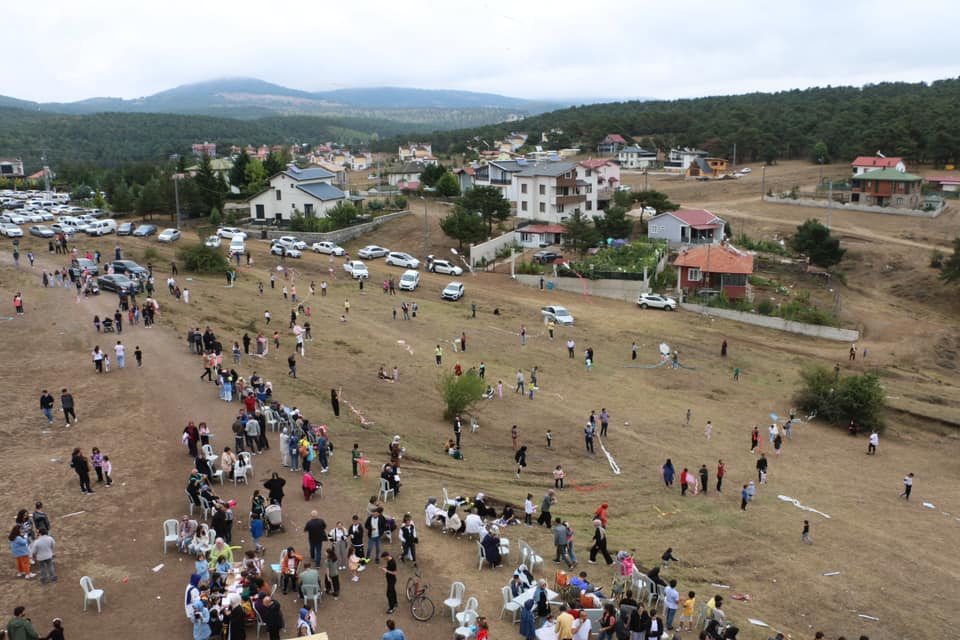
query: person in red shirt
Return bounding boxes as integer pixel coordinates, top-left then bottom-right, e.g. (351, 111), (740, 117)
(593, 502), (609, 527)
(243, 393), (257, 414)
(716, 460), (726, 492)
(680, 468), (690, 496)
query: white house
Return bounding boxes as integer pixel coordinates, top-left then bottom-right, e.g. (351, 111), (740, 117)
(518, 223), (565, 248)
(349, 153), (372, 171)
(851, 155), (906, 175)
(384, 163), (423, 187)
(0, 158), (25, 178)
(514, 161), (599, 224)
(618, 146), (658, 169)
(647, 208), (726, 246)
(470, 160), (525, 202)
(398, 143), (432, 162)
(247, 165), (347, 223)
(579, 159), (621, 191)
(663, 148), (708, 172)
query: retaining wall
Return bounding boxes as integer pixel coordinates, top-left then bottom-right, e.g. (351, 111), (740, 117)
(763, 196), (944, 218)
(469, 231), (518, 268)
(681, 303), (859, 341)
(515, 274), (651, 301)
(243, 210), (412, 244)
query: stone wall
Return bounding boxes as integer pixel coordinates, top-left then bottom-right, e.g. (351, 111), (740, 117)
(515, 274), (650, 302)
(243, 210), (412, 244)
(681, 303), (859, 341)
(763, 196), (944, 218)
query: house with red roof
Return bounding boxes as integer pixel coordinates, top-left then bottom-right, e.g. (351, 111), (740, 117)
(647, 208), (726, 246)
(579, 159), (621, 191)
(518, 223), (566, 248)
(597, 134), (628, 155)
(673, 242), (754, 300)
(925, 174), (960, 195)
(851, 155), (905, 175)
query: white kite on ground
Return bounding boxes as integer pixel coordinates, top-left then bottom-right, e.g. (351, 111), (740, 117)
(777, 495), (831, 519)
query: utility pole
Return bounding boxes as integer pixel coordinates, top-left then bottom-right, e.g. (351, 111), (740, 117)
(423, 197), (429, 259)
(827, 181), (833, 229)
(173, 173), (182, 230)
(732, 143), (737, 170)
(761, 165), (766, 201)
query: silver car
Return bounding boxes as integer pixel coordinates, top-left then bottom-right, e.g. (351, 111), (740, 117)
(637, 293), (677, 310)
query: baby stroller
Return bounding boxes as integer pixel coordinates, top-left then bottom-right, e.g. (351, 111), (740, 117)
(101, 318), (115, 333)
(264, 503), (284, 536)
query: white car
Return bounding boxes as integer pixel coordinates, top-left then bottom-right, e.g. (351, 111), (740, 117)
(358, 245), (389, 259)
(0, 222), (23, 237)
(637, 293), (677, 310)
(738, 167), (753, 174)
(385, 251), (420, 269)
(271, 245), (301, 258)
(50, 223), (76, 237)
(343, 260), (369, 279)
(217, 227), (246, 239)
(157, 228), (181, 243)
(431, 259), (463, 276)
(441, 281), (465, 301)
(1, 213), (25, 224)
(273, 236), (307, 251)
(204, 235), (221, 248)
(398, 269), (420, 291)
(22, 212), (44, 223)
(541, 305), (575, 326)
(311, 241), (345, 256)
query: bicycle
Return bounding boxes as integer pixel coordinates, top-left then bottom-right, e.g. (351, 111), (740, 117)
(406, 567), (435, 621)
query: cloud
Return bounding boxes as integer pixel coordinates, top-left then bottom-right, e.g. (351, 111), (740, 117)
(4, 0), (958, 102)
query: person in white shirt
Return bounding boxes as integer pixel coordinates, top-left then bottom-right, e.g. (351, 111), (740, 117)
(29, 529), (56, 583)
(867, 431), (879, 455)
(464, 511), (483, 537)
(114, 341), (126, 368)
(664, 579), (681, 630)
(572, 610), (591, 640)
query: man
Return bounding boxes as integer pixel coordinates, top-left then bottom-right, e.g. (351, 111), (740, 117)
(537, 490), (555, 527)
(680, 468), (690, 496)
(756, 453), (768, 483)
(366, 508), (387, 562)
(716, 459), (726, 492)
(245, 413), (261, 454)
(381, 551), (398, 614)
(867, 430), (879, 455)
(900, 473), (914, 499)
(664, 579), (680, 630)
(60, 388), (76, 427)
(298, 561), (320, 599)
(39, 390), (54, 425)
(515, 369), (525, 393)
(6, 606), (38, 640)
(29, 530), (56, 584)
(231, 415), (245, 453)
(600, 408), (609, 437)
(453, 415), (462, 448)
(257, 595), (284, 640)
(287, 353), (297, 378)
(554, 604), (575, 640)
(304, 511), (327, 565)
(553, 518), (574, 568)
(114, 340), (125, 368)
(584, 422), (595, 454)
(698, 465), (709, 495)
(382, 618), (405, 640)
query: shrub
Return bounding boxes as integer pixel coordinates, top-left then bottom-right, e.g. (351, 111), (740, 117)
(516, 260), (544, 275)
(209, 207), (222, 227)
(794, 365), (886, 432)
(930, 249), (944, 268)
(367, 200), (385, 212)
(437, 371), (486, 421)
(393, 195), (408, 210)
(756, 298), (775, 315)
(141, 246), (160, 263)
(177, 244), (230, 274)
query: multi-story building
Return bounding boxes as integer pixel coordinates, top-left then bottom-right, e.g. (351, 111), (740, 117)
(0, 158), (25, 178)
(618, 146), (658, 169)
(514, 161), (598, 224)
(192, 142), (217, 157)
(851, 169), (923, 209)
(247, 165), (347, 223)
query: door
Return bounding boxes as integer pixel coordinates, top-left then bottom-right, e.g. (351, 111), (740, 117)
(255, 204), (265, 220)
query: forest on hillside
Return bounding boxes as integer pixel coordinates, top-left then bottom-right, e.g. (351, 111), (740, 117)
(402, 79), (960, 166)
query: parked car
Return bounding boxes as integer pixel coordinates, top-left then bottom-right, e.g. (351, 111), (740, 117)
(204, 235), (221, 248)
(68, 258), (99, 278)
(38, 211), (55, 222)
(739, 167), (753, 174)
(0, 222), (23, 237)
(271, 245), (302, 258)
(85, 219), (117, 236)
(217, 227), (247, 239)
(533, 250), (562, 264)
(343, 260), (369, 279)
(22, 212), (44, 223)
(157, 228), (181, 242)
(358, 245), (389, 259)
(97, 274), (144, 295)
(441, 281), (465, 301)
(273, 236), (307, 250)
(385, 251), (420, 269)
(430, 259), (463, 276)
(110, 260), (149, 279)
(398, 269), (420, 291)
(29, 225), (55, 238)
(117, 222), (134, 236)
(540, 305), (575, 325)
(229, 237), (246, 254)
(1, 213), (25, 224)
(133, 224), (158, 237)
(636, 293), (677, 310)
(311, 241), (345, 256)
(50, 223), (76, 237)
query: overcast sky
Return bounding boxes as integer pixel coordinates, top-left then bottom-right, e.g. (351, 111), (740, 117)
(5, 0), (958, 103)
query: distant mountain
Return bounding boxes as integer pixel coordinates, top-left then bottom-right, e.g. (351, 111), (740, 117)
(0, 78), (564, 128)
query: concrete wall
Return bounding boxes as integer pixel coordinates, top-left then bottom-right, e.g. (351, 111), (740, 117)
(763, 195), (944, 218)
(244, 210), (411, 245)
(469, 230), (518, 268)
(515, 273), (650, 301)
(681, 302), (860, 342)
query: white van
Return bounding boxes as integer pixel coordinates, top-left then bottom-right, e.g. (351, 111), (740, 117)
(398, 269), (420, 291)
(229, 237), (246, 254)
(85, 219), (117, 236)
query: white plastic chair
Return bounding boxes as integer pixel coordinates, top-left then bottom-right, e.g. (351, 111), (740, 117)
(264, 409), (279, 432)
(455, 608), (478, 638)
(163, 519), (179, 554)
(443, 581), (465, 622)
(378, 477), (395, 502)
(202, 443), (217, 462)
(199, 496), (212, 520)
(233, 462), (249, 485)
(301, 582), (322, 611)
(253, 601), (268, 639)
(208, 458), (224, 485)
(442, 487), (459, 509)
(500, 585), (522, 623)
(80, 575), (105, 613)
(477, 541), (487, 571)
(185, 489), (197, 516)
(455, 597), (479, 626)
(519, 540), (543, 572)
(239, 451), (253, 475)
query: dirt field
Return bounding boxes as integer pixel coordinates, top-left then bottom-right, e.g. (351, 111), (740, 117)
(0, 178), (957, 640)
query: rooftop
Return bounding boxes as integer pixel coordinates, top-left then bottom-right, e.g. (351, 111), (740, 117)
(295, 182), (346, 201)
(851, 156), (903, 168)
(852, 168), (922, 182)
(515, 161), (578, 178)
(653, 208), (725, 226)
(673, 243), (753, 274)
(282, 165), (335, 181)
(522, 224), (566, 234)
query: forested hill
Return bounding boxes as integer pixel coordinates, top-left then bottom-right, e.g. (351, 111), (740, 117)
(416, 78), (960, 166)
(0, 108), (430, 170)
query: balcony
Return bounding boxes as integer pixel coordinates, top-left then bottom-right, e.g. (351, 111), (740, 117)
(490, 178), (511, 185)
(556, 194), (586, 206)
(556, 177), (576, 188)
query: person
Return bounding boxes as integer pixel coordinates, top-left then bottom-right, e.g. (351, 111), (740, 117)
(381, 618), (405, 640)
(900, 473), (914, 499)
(572, 610), (592, 640)
(554, 604), (575, 640)
(7, 606), (39, 640)
(679, 591), (696, 632)
(264, 472), (286, 505)
(664, 579), (680, 630)
(399, 514), (418, 563)
(868, 430), (878, 455)
(662, 459), (675, 487)
(39, 390), (54, 425)
(60, 388), (76, 427)
(750, 426), (759, 453)
(589, 518), (613, 565)
(481, 525), (502, 567)
(716, 459), (726, 492)
(70, 448), (93, 494)
(801, 520), (812, 544)
(553, 465), (565, 490)
(366, 508), (387, 562)
(515, 445), (527, 478)
(258, 595), (284, 640)
(756, 453), (768, 483)
(381, 551), (398, 613)
(552, 518), (573, 568)
(304, 511), (327, 564)
(45, 618), (65, 640)
(280, 547), (303, 594)
(537, 490), (555, 527)
(699, 464), (709, 494)
(740, 485), (749, 511)
(30, 528), (56, 583)
(9, 526), (34, 579)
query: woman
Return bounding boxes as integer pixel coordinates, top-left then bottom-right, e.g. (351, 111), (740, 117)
(8, 525), (33, 579)
(597, 603), (617, 640)
(515, 445), (528, 477)
(280, 428), (291, 468)
(184, 573), (203, 620)
(241, 549), (263, 577)
(198, 422), (211, 447)
(533, 578), (551, 619)
(70, 448), (93, 494)
(302, 471), (319, 500)
(250, 490), (266, 520)
(189, 524), (210, 556)
(330, 388), (340, 417)
(263, 472), (286, 505)
(296, 607), (314, 636)
(210, 537), (233, 564)
(480, 526), (502, 568)
(221, 447), (238, 480)
(424, 498), (446, 529)
(446, 506), (464, 534)
(224, 593), (247, 640)
(474, 493), (496, 518)
(183, 421), (199, 458)
(179, 516), (197, 552)
(662, 458), (675, 487)
(329, 521), (350, 570)
(519, 599), (536, 640)
(191, 601), (211, 640)
(593, 502), (609, 527)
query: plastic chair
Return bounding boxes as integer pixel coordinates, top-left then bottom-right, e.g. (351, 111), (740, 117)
(477, 541), (487, 571)
(499, 585), (521, 623)
(253, 602), (268, 639)
(442, 487), (459, 509)
(199, 496), (212, 521)
(264, 409), (279, 432)
(80, 576), (105, 613)
(239, 451), (253, 474)
(378, 477), (395, 502)
(202, 443), (217, 462)
(163, 519), (179, 554)
(233, 462), (249, 485)
(301, 582), (322, 610)
(185, 489), (197, 516)
(519, 540), (543, 572)
(443, 581), (465, 622)
(455, 597), (479, 626)
(455, 609), (477, 638)
(208, 458), (224, 486)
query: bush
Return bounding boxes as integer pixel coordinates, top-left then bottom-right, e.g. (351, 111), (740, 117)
(794, 365), (886, 432)
(930, 249), (944, 268)
(393, 195), (408, 210)
(367, 200), (385, 212)
(209, 207), (222, 227)
(437, 371), (486, 421)
(141, 246), (160, 263)
(756, 298), (775, 315)
(516, 260), (545, 275)
(177, 244), (230, 274)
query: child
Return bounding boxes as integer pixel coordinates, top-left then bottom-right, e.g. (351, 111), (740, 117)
(553, 465), (565, 490)
(273, 331), (280, 348)
(233, 342), (241, 364)
(215, 555), (231, 579)
(91, 448), (104, 483)
(476, 616), (489, 640)
(497, 380), (503, 398)
(704, 421), (713, 439)
(250, 513), (264, 552)
(524, 493), (535, 526)
(93, 315), (101, 332)
(134, 346), (143, 367)
(103, 455), (113, 487)
(528, 380), (535, 400)
(46, 619), (65, 640)
(801, 520), (812, 544)
(680, 591), (696, 632)
(545, 430), (553, 449)
(348, 549), (362, 582)
(103, 354), (111, 372)
(195, 552), (211, 583)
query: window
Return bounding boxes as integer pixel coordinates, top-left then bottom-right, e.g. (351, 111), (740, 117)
(521, 183), (528, 194)
(275, 190), (282, 201)
(557, 204), (564, 213)
(521, 201), (528, 212)
(539, 184), (546, 195)
(586, 201), (593, 211)
(539, 202), (545, 213)
(585, 169), (592, 177)
(687, 268), (702, 282)
(304, 203), (314, 216)
(255, 204), (265, 220)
